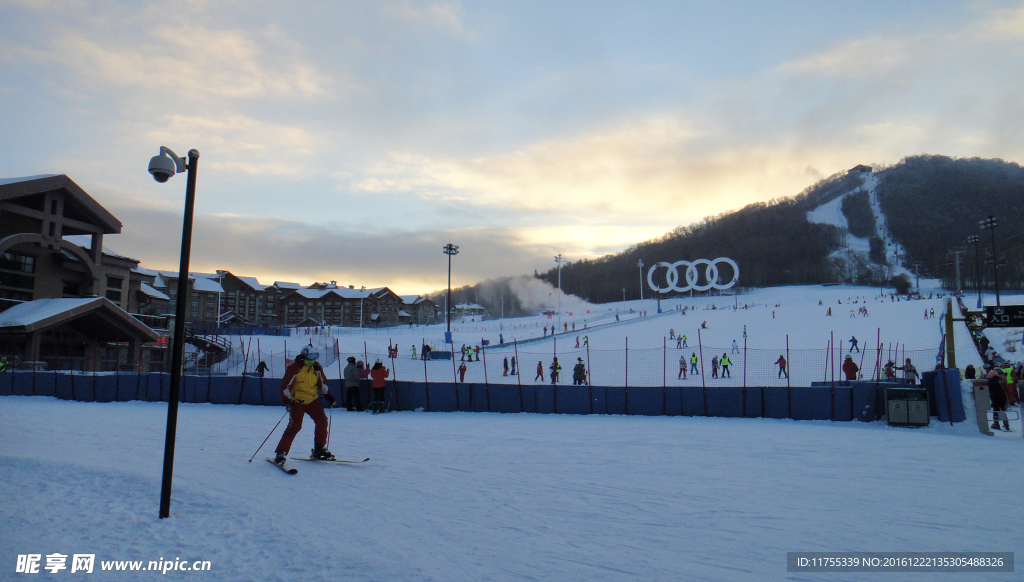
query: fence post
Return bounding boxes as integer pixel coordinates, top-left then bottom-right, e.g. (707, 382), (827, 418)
(586, 341), (593, 414)
(698, 327), (706, 389)
(624, 336), (628, 389)
(514, 339), (523, 412)
(743, 336), (747, 389)
(786, 334), (791, 417)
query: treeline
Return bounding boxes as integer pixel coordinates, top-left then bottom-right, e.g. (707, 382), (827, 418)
(876, 155), (1024, 292)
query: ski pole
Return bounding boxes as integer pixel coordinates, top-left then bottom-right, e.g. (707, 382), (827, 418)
(248, 410), (289, 463)
(327, 398), (333, 450)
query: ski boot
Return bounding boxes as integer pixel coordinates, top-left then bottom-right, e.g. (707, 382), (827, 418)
(311, 446), (336, 461)
(272, 451), (287, 467)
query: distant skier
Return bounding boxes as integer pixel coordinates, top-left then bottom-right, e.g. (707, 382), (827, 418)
(898, 358), (920, 386)
(255, 360), (269, 378)
(731, 340), (739, 354)
(849, 336), (859, 353)
(410, 345), (417, 360)
(720, 353), (732, 378)
(535, 361), (544, 382)
(680, 335), (687, 348)
(711, 356), (720, 379)
(575, 336), (580, 348)
(572, 358), (586, 385)
(690, 352), (699, 375)
(458, 362), (467, 383)
(343, 356), (363, 412)
(775, 355), (788, 379)
(510, 356), (517, 375)
(583, 335), (589, 346)
(842, 355), (859, 381)
(503, 357), (509, 376)
(669, 329), (675, 340)
(826, 307), (832, 316)
(272, 345), (336, 467)
(549, 357), (561, 384)
(676, 336), (682, 349)
(678, 355), (687, 379)
(369, 359), (390, 413)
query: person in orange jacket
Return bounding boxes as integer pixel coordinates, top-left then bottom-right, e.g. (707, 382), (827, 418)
(458, 362), (468, 382)
(369, 358), (390, 414)
(273, 345), (336, 467)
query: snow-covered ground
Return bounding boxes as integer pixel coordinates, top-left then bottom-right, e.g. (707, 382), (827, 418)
(2, 284), (1022, 581)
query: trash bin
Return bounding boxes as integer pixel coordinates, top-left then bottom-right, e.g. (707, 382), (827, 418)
(885, 388), (930, 427)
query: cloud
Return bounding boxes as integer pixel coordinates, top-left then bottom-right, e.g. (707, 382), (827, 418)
(6, 9), (329, 103)
(109, 202), (556, 294)
(381, 1), (472, 38)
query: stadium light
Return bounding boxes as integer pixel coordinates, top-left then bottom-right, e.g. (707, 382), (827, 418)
(979, 217), (1000, 306)
(443, 243), (459, 336)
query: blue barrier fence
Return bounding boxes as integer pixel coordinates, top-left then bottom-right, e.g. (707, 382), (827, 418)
(0, 368), (966, 422)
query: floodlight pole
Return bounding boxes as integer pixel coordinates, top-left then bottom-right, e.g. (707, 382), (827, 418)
(967, 235), (982, 307)
(637, 259), (644, 312)
(980, 216), (1000, 306)
(159, 148), (199, 519)
(554, 254), (565, 328)
(443, 243), (459, 334)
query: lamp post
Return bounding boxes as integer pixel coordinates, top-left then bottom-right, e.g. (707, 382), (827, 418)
(637, 259), (644, 313)
(443, 243), (459, 338)
(967, 235), (982, 308)
(554, 254), (565, 328)
(980, 216), (1000, 306)
(149, 146), (199, 520)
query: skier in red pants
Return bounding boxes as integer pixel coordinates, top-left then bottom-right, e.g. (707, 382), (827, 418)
(273, 345), (336, 468)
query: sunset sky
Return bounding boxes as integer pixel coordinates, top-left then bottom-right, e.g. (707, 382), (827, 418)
(3, 1), (1024, 294)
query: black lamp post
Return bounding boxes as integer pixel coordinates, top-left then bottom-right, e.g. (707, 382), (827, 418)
(149, 146), (199, 519)
(979, 216), (1000, 306)
(443, 243), (459, 336)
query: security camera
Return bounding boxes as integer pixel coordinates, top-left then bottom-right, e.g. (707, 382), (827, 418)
(148, 146), (186, 183)
(149, 155), (177, 182)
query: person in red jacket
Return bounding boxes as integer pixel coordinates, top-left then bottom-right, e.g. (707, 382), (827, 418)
(369, 358), (390, 414)
(273, 345), (336, 467)
(842, 355), (859, 381)
(458, 362), (468, 382)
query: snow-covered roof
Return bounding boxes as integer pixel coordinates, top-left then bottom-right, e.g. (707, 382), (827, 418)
(139, 282), (170, 301)
(275, 281), (302, 290)
(61, 235), (136, 261)
(287, 287), (373, 300)
(400, 295), (421, 304)
(398, 310), (411, 317)
(236, 276), (268, 291)
(0, 297), (99, 327)
(0, 174), (59, 186)
(192, 278), (224, 293)
(456, 303), (486, 310)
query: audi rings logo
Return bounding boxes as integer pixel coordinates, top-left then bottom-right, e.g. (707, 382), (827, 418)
(647, 258), (739, 292)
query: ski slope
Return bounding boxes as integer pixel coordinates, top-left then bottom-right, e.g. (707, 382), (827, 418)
(2, 284), (1022, 581)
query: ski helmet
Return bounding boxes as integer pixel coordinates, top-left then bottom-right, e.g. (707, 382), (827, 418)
(300, 345), (319, 360)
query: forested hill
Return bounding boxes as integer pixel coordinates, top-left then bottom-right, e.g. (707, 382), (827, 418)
(536, 154), (1024, 303)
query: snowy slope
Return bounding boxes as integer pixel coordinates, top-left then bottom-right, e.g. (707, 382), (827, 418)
(1, 397), (1021, 582)
(3, 284), (1022, 581)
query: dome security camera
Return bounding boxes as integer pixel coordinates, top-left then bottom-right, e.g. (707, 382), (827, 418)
(148, 154), (178, 183)
(148, 146), (187, 183)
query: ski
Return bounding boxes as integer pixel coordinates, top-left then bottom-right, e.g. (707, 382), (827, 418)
(266, 457), (298, 475)
(290, 457), (370, 464)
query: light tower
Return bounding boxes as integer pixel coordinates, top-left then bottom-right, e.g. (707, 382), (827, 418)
(443, 243), (459, 336)
(554, 253), (565, 328)
(980, 216), (1000, 306)
(967, 235), (982, 307)
(637, 259), (644, 313)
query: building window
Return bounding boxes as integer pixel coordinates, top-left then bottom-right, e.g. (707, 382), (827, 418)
(0, 289), (33, 302)
(0, 252), (36, 274)
(0, 273), (35, 290)
(106, 276), (123, 289)
(105, 290), (122, 302)
(63, 281), (80, 295)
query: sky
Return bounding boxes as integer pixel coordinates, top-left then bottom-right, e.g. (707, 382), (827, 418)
(3, 1), (1024, 294)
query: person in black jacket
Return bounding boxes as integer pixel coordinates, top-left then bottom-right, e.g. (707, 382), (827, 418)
(343, 356), (364, 412)
(988, 368), (1010, 431)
